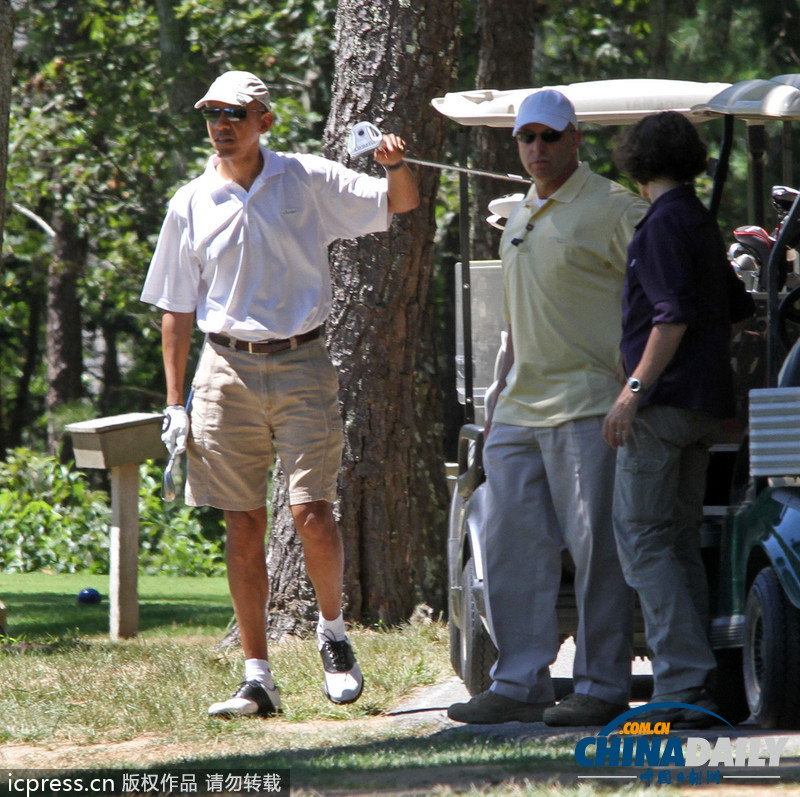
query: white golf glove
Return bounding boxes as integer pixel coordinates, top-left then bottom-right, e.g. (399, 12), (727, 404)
(161, 405), (189, 456)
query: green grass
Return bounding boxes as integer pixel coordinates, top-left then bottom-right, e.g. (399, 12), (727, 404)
(5, 573), (579, 794)
(0, 572), (233, 638)
(1, 573), (739, 796)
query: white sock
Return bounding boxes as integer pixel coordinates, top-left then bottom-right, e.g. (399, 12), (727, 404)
(244, 658), (275, 688)
(317, 611), (346, 644)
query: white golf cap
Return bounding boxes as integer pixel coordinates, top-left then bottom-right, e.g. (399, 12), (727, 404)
(194, 71), (271, 110)
(512, 89), (578, 135)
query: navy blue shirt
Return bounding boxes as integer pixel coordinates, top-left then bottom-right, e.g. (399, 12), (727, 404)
(620, 184), (754, 418)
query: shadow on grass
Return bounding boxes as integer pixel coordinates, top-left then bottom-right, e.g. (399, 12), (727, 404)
(148, 729), (582, 792)
(136, 727), (800, 794)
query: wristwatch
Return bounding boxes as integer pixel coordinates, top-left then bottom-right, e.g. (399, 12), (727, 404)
(627, 376), (644, 394)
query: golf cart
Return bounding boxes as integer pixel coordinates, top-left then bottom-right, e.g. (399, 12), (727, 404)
(436, 76), (800, 729)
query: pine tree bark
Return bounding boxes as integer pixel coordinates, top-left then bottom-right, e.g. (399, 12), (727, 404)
(470, 0), (543, 260)
(264, 0), (461, 634)
(42, 2), (89, 457)
(0, 0), (12, 458)
(46, 201), (87, 456)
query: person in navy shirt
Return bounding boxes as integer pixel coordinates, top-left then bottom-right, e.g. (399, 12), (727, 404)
(602, 111), (754, 728)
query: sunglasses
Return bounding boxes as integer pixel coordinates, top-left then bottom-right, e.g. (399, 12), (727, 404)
(200, 106), (256, 122)
(515, 129), (566, 144)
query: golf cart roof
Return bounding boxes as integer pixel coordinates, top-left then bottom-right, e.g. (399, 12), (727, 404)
(690, 74), (800, 121)
(431, 78), (731, 128)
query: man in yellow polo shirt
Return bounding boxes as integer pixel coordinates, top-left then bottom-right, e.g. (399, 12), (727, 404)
(448, 90), (647, 726)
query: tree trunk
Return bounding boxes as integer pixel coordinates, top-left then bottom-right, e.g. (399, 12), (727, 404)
(0, 0), (12, 458)
(155, 0), (205, 183)
(264, 0), (461, 633)
(156, 0), (203, 114)
(46, 202), (87, 456)
(40, 1), (88, 457)
(8, 260), (43, 448)
(648, 0), (700, 74)
(470, 0), (543, 261)
(99, 319), (122, 414)
(0, 0), (10, 249)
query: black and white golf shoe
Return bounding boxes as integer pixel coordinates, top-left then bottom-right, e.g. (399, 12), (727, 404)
(318, 631), (364, 705)
(208, 680), (282, 718)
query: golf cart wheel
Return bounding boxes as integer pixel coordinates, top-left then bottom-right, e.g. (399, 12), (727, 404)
(743, 567), (800, 729)
(460, 557), (497, 696)
(448, 583), (462, 678)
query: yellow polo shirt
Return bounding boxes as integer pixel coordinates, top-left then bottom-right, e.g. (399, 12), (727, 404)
(493, 162), (647, 428)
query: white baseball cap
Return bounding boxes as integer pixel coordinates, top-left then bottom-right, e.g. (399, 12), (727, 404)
(194, 71), (271, 110)
(512, 89), (578, 136)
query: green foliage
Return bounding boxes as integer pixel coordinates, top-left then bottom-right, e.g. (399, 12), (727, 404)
(669, 2), (800, 79)
(0, 449), (111, 573)
(137, 462), (226, 577)
(534, 0), (652, 82)
(514, 0), (800, 237)
(0, 450), (225, 576)
(177, 0), (335, 141)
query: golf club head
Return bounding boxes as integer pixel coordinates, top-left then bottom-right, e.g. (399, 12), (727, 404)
(162, 454), (177, 502)
(347, 121), (382, 158)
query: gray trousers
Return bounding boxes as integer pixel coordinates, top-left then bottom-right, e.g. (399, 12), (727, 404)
(483, 418), (634, 705)
(613, 404), (720, 696)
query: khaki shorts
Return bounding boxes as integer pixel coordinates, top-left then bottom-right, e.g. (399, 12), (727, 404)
(185, 336), (343, 511)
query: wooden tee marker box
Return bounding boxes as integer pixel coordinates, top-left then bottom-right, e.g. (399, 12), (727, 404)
(66, 412), (164, 640)
(68, 412), (164, 470)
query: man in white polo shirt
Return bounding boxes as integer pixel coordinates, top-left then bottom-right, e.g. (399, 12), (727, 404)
(141, 71), (418, 718)
(448, 90), (647, 727)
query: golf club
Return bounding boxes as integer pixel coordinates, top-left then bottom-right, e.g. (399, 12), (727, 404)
(347, 121), (530, 184)
(162, 387), (193, 502)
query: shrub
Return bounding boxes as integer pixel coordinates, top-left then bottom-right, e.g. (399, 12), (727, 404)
(0, 449), (225, 576)
(137, 463), (226, 577)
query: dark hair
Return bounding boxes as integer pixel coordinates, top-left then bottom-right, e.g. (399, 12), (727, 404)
(614, 111), (708, 185)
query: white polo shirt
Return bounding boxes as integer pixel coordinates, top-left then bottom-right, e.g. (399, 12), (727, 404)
(141, 146), (391, 340)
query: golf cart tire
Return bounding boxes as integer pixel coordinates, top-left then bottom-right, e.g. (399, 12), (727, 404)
(743, 566), (800, 729)
(460, 557), (497, 696)
(448, 585), (462, 679)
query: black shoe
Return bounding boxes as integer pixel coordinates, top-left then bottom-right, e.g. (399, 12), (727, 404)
(319, 633), (364, 704)
(208, 680), (282, 718)
(447, 690), (554, 724)
(637, 687), (720, 729)
(543, 693), (629, 727)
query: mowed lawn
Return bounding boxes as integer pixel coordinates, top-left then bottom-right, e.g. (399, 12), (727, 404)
(9, 575), (745, 794)
(0, 571), (233, 639)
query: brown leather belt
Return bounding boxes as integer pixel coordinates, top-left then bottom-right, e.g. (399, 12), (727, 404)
(208, 326), (322, 355)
